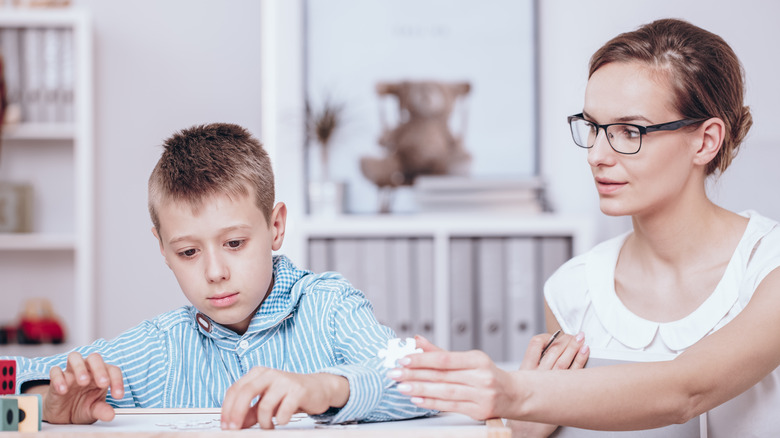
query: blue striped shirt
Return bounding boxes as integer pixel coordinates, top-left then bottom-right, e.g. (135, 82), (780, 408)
(3, 255), (433, 423)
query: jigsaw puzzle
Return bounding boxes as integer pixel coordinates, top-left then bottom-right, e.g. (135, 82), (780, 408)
(377, 337), (423, 368)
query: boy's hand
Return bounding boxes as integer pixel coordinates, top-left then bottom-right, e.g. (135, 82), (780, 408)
(508, 331), (589, 438)
(221, 367), (349, 430)
(26, 352), (124, 424)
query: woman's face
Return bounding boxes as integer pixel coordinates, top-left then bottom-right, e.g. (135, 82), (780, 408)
(583, 61), (702, 218)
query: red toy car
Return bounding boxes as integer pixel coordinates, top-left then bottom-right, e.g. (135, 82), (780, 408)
(16, 299), (65, 344)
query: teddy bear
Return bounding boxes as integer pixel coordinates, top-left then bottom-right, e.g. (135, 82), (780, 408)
(360, 80), (471, 200)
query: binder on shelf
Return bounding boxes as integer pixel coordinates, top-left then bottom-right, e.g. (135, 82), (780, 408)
(21, 28), (43, 123)
(412, 238), (435, 343)
(387, 238), (414, 340)
(57, 27), (73, 123)
(449, 238), (475, 352)
(476, 238), (506, 362)
(358, 238), (390, 327)
(41, 27), (59, 123)
(505, 237), (537, 363)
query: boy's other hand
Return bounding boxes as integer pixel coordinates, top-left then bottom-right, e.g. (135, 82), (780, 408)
(221, 368), (349, 430)
(28, 352), (124, 424)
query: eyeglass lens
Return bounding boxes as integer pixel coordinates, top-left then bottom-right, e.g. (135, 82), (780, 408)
(570, 119), (642, 154)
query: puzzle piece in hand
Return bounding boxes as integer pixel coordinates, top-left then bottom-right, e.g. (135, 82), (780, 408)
(377, 337), (423, 368)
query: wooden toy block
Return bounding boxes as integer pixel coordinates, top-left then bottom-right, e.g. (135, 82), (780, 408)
(2, 394), (42, 432)
(0, 397), (18, 431)
(0, 360), (15, 395)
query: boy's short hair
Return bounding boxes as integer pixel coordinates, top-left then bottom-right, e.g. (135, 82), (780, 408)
(148, 123), (275, 233)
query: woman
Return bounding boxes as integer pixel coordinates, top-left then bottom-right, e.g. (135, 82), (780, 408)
(390, 18), (780, 437)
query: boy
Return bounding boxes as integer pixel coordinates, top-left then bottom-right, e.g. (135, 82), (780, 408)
(2, 123), (432, 430)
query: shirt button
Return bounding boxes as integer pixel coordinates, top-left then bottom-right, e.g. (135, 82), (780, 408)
(238, 340), (250, 350)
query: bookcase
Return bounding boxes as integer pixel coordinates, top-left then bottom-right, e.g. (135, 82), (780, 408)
(0, 9), (93, 357)
(300, 214), (594, 363)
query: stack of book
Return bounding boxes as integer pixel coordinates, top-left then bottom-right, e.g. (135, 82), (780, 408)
(413, 175), (545, 214)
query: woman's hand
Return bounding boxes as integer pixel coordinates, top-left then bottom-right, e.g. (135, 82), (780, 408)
(388, 335), (519, 421)
(509, 331), (589, 438)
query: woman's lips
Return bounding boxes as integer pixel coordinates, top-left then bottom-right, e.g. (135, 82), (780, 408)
(208, 292), (239, 308)
(595, 178), (626, 195)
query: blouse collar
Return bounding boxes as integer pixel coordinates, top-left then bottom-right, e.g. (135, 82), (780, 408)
(587, 211), (774, 351)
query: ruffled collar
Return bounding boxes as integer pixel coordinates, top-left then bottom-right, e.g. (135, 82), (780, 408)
(587, 211), (776, 351)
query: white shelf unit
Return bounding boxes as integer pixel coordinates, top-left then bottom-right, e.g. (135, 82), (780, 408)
(0, 9), (94, 357)
(299, 214), (594, 363)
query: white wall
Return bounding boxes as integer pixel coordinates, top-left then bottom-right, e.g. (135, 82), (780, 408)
(72, 0), (264, 338)
(70, 0), (780, 340)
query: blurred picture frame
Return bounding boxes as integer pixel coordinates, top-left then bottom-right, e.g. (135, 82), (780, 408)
(0, 182), (33, 233)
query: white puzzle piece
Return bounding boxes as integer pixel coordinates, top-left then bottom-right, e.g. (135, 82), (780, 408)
(377, 337), (423, 368)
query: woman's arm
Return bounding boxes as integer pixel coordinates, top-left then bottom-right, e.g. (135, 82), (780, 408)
(396, 267), (780, 430)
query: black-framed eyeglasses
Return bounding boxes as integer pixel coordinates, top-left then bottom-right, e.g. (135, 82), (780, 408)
(567, 113), (707, 155)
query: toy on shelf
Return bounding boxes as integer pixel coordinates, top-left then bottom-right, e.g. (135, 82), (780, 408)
(361, 80), (471, 213)
(16, 298), (66, 345)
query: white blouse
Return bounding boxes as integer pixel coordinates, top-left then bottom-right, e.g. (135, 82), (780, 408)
(545, 211), (780, 437)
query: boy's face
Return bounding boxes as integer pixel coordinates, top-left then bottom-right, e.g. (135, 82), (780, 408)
(152, 191), (286, 335)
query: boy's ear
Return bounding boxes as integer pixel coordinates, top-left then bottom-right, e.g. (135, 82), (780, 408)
(269, 202), (287, 251)
(693, 117), (725, 167)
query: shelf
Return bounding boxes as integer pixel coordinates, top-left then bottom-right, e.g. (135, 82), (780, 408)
(299, 213), (595, 252)
(1, 122), (75, 141)
(0, 8), (87, 27)
(0, 233), (75, 250)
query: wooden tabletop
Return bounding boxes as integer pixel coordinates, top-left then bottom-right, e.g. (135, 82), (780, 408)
(4, 410), (510, 438)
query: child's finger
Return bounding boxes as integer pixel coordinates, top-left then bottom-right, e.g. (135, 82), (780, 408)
(49, 366), (68, 394)
(65, 352), (90, 386)
(222, 368), (273, 430)
(240, 405), (258, 430)
(84, 353), (111, 388)
(107, 364), (125, 399)
(91, 400), (115, 423)
(255, 387), (285, 430)
(274, 394), (299, 427)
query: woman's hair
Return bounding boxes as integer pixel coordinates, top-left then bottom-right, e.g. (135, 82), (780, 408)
(589, 18), (752, 175)
(148, 123), (275, 233)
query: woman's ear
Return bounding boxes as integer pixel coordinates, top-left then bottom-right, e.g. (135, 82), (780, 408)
(693, 117), (725, 167)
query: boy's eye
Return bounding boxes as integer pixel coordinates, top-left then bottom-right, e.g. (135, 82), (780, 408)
(178, 248), (198, 258)
(225, 240), (245, 249)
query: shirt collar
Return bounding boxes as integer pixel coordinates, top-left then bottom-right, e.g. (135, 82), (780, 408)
(588, 212), (770, 352)
(191, 255), (311, 341)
